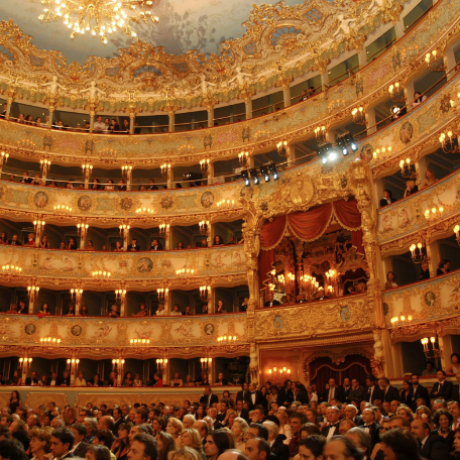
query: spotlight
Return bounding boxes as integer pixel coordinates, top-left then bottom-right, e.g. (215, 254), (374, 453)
(328, 150), (338, 162)
(344, 133), (358, 152)
(337, 136), (348, 156)
(241, 170), (250, 187)
(250, 169), (259, 186)
(260, 166), (270, 183)
(317, 143), (331, 165)
(268, 163), (279, 180)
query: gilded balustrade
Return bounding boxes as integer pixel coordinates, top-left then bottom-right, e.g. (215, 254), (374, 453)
(0, 0), (459, 165)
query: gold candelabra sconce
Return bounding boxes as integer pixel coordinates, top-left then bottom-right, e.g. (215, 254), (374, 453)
(17, 139), (36, 151)
(328, 98), (346, 112)
(199, 220), (210, 235)
(159, 223), (170, 235)
(119, 223), (130, 241)
(421, 336), (442, 360)
(300, 274), (320, 300)
(424, 206), (444, 223)
(66, 358), (80, 368)
(372, 146), (392, 160)
(454, 225), (460, 245)
(115, 288), (126, 303)
(388, 82), (405, 103)
(135, 207), (155, 215)
(1, 265), (23, 278)
(325, 269), (337, 296)
(390, 315), (413, 326)
(314, 126), (327, 143)
(176, 268), (195, 276)
(409, 242), (427, 264)
(200, 357), (212, 371)
(267, 366), (291, 376)
(156, 358), (168, 373)
(40, 159), (51, 177)
(439, 131), (459, 154)
(112, 358), (125, 371)
(399, 158), (417, 179)
(157, 287), (169, 301)
(217, 335), (237, 343)
(425, 50), (445, 72)
(121, 164), (133, 180)
(238, 150), (250, 167)
(200, 158), (210, 173)
(276, 141), (288, 157)
(351, 106), (366, 125)
(216, 199), (235, 210)
(27, 285), (40, 302)
(161, 162), (171, 177)
(92, 270), (112, 281)
(53, 205), (72, 214)
(82, 163), (93, 180)
(99, 148), (118, 161)
(77, 222), (89, 237)
(18, 357), (33, 374)
(200, 285), (211, 300)
(130, 338), (151, 345)
(40, 337), (61, 344)
(0, 150), (9, 170)
(33, 219), (46, 234)
(450, 92), (460, 113)
(70, 288), (83, 303)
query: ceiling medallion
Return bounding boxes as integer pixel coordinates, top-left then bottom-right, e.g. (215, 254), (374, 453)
(35, 0), (159, 43)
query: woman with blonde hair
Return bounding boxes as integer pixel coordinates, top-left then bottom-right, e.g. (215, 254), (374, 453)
(166, 417), (184, 448)
(179, 429), (205, 460)
(168, 447), (201, 460)
(230, 417), (248, 451)
(29, 429), (51, 460)
(397, 405), (414, 423)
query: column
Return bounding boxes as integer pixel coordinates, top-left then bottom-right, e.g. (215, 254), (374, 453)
(79, 229), (87, 250)
(207, 106), (214, 128)
(167, 167), (174, 189)
(444, 46), (457, 79)
(207, 161), (214, 185)
(438, 335), (453, 370)
(89, 105), (96, 133)
(321, 70), (329, 94)
(165, 289), (172, 315)
(245, 97), (252, 120)
(34, 230), (41, 249)
(405, 80), (415, 111)
(358, 47), (368, 69)
(48, 103), (55, 127)
(286, 144), (295, 166)
(394, 20), (405, 40)
(120, 293), (127, 317)
(28, 294), (36, 315)
(163, 360), (171, 386)
(164, 227), (172, 250)
(168, 110), (175, 132)
(6, 86), (14, 121)
(427, 240), (440, 278)
(282, 83), (291, 108)
(208, 359), (214, 385)
(390, 341), (404, 377)
(209, 286), (216, 314)
(129, 110), (135, 134)
(366, 107), (377, 135)
(417, 156), (428, 184)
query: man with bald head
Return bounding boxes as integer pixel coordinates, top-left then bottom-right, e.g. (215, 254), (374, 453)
(321, 406), (341, 439)
(218, 450), (249, 460)
(193, 420), (209, 443)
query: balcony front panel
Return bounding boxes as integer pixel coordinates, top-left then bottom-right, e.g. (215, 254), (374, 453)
(377, 170), (460, 248)
(0, 245), (246, 282)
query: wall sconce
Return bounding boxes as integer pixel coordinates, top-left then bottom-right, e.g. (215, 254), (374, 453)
(199, 220), (210, 235)
(200, 159), (210, 173)
(216, 200), (235, 209)
(314, 126), (327, 143)
(390, 315), (413, 326)
(425, 50), (445, 72)
(156, 358), (168, 373)
(200, 285), (210, 300)
(115, 288), (126, 302)
(409, 243), (426, 263)
(40, 337), (61, 343)
(67, 358), (80, 366)
(421, 336), (442, 359)
(351, 106), (366, 125)
(238, 151), (249, 166)
(1, 265), (23, 276)
(112, 358), (125, 369)
(130, 338), (151, 345)
(40, 159), (51, 177)
(217, 336), (237, 343)
(82, 163), (93, 180)
(53, 205), (72, 214)
(0, 150), (9, 170)
(92, 271), (111, 280)
(399, 158), (417, 179)
(176, 268), (195, 276)
(372, 146), (392, 160)
(454, 225), (460, 245)
(157, 287), (169, 301)
(70, 288), (83, 303)
(161, 162), (171, 177)
(33, 220), (46, 233)
(135, 207), (155, 215)
(27, 285), (39, 302)
(388, 82), (405, 102)
(439, 131), (459, 154)
(328, 98), (346, 112)
(276, 141), (288, 157)
(121, 164), (133, 179)
(77, 222), (89, 237)
(268, 282), (276, 291)
(159, 223), (170, 235)
(200, 357), (212, 371)
(119, 223), (130, 240)
(17, 140), (36, 151)
(424, 206), (444, 222)
(267, 366), (291, 375)
(287, 273), (295, 282)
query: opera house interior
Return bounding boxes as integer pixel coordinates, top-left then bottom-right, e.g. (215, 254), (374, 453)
(1, 0), (460, 459)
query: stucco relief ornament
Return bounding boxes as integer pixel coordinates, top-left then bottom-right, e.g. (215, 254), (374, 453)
(229, 67), (252, 89)
(372, 329), (385, 377)
(42, 76), (66, 97)
(80, 81), (106, 102)
(195, 75), (216, 97)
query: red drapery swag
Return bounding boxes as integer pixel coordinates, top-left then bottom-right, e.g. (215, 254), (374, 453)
(258, 199), (363, 289)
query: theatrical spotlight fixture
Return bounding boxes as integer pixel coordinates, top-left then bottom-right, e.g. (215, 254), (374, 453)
(250, 169), (259, 186)
(268, 163), (279, 180)
(260, 165), (270, 183)
(317, 143), (338, 164)
(241, 170), (251, 187)
(341, 132), (358, 154)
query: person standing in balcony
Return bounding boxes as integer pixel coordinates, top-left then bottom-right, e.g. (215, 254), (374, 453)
(93, 116), (105, 132)
(379, 190), (393, 207)
(384, 272), (398, 289)
(128, 239), (140, 251)
(215, 300), (226, 314)
(420, 169), (437, 189)
(437, 259), (451, 276)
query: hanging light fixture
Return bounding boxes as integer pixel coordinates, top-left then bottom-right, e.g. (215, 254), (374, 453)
(200, 159), (210, 173)
(351, 106), (366, 125)
(314, 126), (327, 142)
(425, 50), (445, 72)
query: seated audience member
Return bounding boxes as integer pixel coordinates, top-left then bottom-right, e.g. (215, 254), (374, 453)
(113, 241), (124, 252)
(132, 303), (148, 317)
(156, 304), (166, 316)
(127, 239), (140, 251)
(171, 305), (182, 316)
(39, 235), (50, 248)
(108, 305), (119, 318)
(403, 180), (418, 198)
(86, 240), (96, 251)
(264, 293), (281, 307)
(384, 271), (398, 289)
(412, 91), (427, 109)
(420, 169), (436, 189)
(419, 262), (430, 281)
(25, 233), (35, 246)
(150, 239), (163, 251)
(215, 300), (226, 314)
(379, 190), (393, 207)
(213, 235), (224, 246)
(421, 361), (437, 376)
(437, 259), (451, 276)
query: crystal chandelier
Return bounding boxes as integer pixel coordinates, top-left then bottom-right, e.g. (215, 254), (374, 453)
(37, 0), (160, 44)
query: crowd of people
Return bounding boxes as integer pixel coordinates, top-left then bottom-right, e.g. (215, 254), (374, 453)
(1, 374), (460, 460)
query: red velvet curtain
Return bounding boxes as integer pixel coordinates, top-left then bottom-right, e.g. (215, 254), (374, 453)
(259, 249), (276, 290)
(259, 215), (287, 250)
(332, 199), (361, 229)
(287, 203), (333, 241)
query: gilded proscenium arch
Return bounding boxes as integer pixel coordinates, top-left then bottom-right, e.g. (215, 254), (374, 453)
(0, 0), (459, 166)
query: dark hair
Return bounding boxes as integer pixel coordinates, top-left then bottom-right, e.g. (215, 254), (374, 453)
(87, 445), (111, 460)
(451, 353), (460, 362)
(135, 408), (149, 423)
(328, 436), (363, 460)
(0, 424), (11, 439)
(439, 259), (450, 269)
(71, 423), (87, 437)
(133, 433), (158, 460)
(138, 424), (153, 436)
(387, 271), (396, 281)
(252, 438), (271, 458)
(381, 428), (423, 460)
(51, 428), (74, 450)
(289, 412), (307, 424)
(94, 430), (114, 449)
(249, 423), (268, 441)
(437, 369), (447, 376)
(207, 430), (233, 456)
(0, 439), (28, 460)
(156, 432), (176, 460)
(300, 435), (326, 457)
(383, 189), (392, 198)
(300, 423), (321, 436)
(433, 408), (453, 427)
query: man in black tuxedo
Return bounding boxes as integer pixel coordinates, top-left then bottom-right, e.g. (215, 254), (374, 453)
(411, 419), (450, 460)
(430, 369), (453, 400)
(234, 400), (250, 422)
(70, 423), (90, 457)
(342, 377), (352, 403)
(379, 377), (401, 402)
(344, 404), (363, 426)
(361, 407), (380, 450)
(236, 383), (251, 405)
(199, 386), (218, 407)
(379, 190), (393, 207)
(409, 373), (430, 411)
(150, 239), (163, 251)
(321, 406), (341, 440)
(264, 293), (280, 307)
(25, 371), (39, 386)
(127, 238), (140, 251)
(9, 234), (22, 246)
(323, 378), (345, 403)
(214, 400), (229, 429)
(249, 382), (265, 409)
(449, 400), (460, 430)
(50, 428), (75, 460)
(58, 370), (71, 386)
(365, 376), (384, 404)
(112, 407), (123, 435)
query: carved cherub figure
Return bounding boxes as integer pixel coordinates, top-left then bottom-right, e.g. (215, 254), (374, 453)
(80, 80), (106, 100)
(229, 66), (252, 87)
(42, 76), (66, 96)
(194, 74), (216, 96)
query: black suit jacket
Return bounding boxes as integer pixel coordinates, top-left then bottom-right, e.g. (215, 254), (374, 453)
(25, 377), (39, 385)
(323, 386), (346, 403)
(379, 198), (392, 207)
(57, 376), (70, 386)
(365, 385), (384, 403)
(73, 442), (90, 458)
(408, 384), (430, 410)
(236, 390), (252, 403)
(321, 422), (340, 438)
(150, 243), (163, 250)
(249, 390), (265, 409)
(271, 435), (289, 460)
(362, 422), (380, 449)
(235, 409), (250, 422)
(453, 384), (460, 402)
(430, 380), (453, 400)
(420, 432), (450, 460)
(9, 240), (22, 246)
(353, 415), (364, 426)
(199, 393), (218, 407)
(127, 244), (140, 251)
(383, 385), (401, 402)
(264, 300), (281, 307)
(113, 417), (123, 435)
(292, 389), (308, 404)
